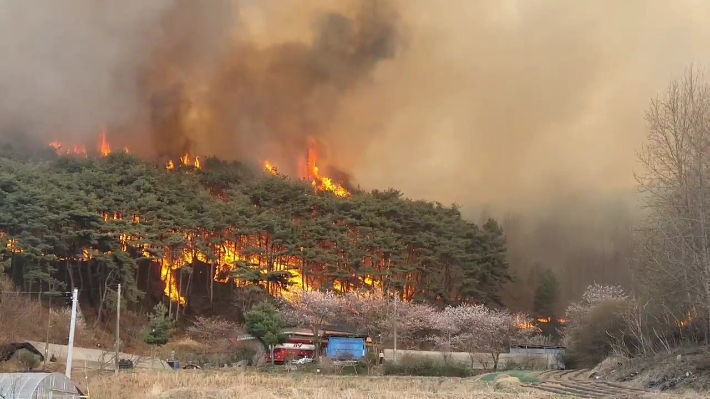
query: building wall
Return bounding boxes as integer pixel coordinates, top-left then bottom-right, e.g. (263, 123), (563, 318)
(383, 349), (561, 370)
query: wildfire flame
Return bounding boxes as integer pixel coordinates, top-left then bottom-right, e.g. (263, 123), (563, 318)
(263, 139), (350, 197)
(99, 128), (111, 156)
(680, 309), (695, 328)
(517, 321), (537, 330)
(5, 210), (386, 306)
(44, 131), (363, 305)
(304, 141), (349, 197)
(165, 153), (200, 171)
(264, 160), (278, 175)
(50, 141), (87, 157)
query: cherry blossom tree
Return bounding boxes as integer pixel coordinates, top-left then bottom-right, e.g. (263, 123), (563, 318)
(281, 289), (344, 359)
(341, 292), (438, 346)
(341, 291), (391, 338)
(429, 306), (459, 365)
(430, 304), (536, 370)
(397, 302), (438, 349)
(565, 283), (629, 322)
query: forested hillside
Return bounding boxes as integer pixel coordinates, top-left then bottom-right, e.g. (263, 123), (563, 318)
(0, 146), (510, 324)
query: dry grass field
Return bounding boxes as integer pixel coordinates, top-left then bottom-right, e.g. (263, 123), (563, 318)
(84, 371), (557, 399)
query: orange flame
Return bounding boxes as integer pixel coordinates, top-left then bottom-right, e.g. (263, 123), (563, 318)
(99, 128), (111, 156)
(45, 130), (362, 305)
(50, 141), (87, 157)
(263, 140), (350, 197)
(165, 153), (200, 171)
(50, 129), (121, 157)
(179, 153), (200, 169)
(517, 321), (537, 330)
(304, 141), (349, 197)
(6, 210), (387, 306)
(680, 309), (695, 328)
(5, 238), (22, 254)
(264, 160), (278, 175)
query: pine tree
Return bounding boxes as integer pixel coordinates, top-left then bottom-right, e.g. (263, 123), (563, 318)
(143, 302), (173, 346)
(533, 268), (559, 318)
(245, 302), (285, 364)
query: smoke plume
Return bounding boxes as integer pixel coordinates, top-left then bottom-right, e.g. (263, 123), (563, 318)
(2, 0), (710, 301)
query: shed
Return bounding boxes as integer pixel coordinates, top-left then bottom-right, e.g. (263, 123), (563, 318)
(509, 344), (565, 357)
(0, 372), (84, 398)
(326, 337), (367, 360)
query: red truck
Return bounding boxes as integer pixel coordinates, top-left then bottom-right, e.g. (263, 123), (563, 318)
(265, 340), (316, 364)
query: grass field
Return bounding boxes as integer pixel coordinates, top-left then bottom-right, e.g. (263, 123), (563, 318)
(84, 371), (556, 398)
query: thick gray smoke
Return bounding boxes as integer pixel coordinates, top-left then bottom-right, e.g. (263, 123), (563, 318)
(2, 0), (710, 303)
(0, 0), (175, 142)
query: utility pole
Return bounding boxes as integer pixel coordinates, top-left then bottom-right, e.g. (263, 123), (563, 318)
(44, 292), (51, 369)
(114, 284), (121, 374)
(65, 288), (78, 378)
(393, 293), (398, 363)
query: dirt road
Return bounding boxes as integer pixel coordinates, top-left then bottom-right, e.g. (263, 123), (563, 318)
(528, 369), (650, 398)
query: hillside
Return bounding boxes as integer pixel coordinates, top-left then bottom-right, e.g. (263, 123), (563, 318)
(0, 145), (511, 332)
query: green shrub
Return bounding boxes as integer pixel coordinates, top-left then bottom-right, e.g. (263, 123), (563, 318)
(501, 359), (520, 371)
(16, 350), (40, 371)
(383, 354), (477, 377)
(564, 298), (631, 368)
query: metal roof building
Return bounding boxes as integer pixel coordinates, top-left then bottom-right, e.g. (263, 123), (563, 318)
(0, 372), (84, 398)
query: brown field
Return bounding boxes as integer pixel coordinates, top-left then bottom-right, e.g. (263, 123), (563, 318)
(83, 371), (556, 399)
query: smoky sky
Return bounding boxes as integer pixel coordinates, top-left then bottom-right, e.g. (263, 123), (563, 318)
(2, 0), (710, 287)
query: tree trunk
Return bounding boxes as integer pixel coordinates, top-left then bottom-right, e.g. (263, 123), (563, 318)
(94, 273), (112, 328)
(168, 266), (173, 318)
(185, 269), (193, 317)
(209, 263), (215, 309)
(491, 352), (500, 370)
(312, 325), (321, 361)
(67, 259), (75, 290)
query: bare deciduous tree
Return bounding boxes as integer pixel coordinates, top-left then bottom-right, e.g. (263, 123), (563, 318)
(635, 64), (710, 344)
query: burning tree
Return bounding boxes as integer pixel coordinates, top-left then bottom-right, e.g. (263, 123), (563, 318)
(0, 138), (514, 329)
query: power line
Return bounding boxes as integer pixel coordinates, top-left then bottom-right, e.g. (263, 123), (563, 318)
(0, 291), (73, 295)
